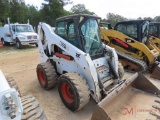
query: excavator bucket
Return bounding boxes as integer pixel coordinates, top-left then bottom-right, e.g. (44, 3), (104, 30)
(91, 73), (160, 120)
(151, 64), (160, 80)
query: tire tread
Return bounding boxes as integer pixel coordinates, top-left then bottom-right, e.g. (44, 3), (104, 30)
(59, 72), (90, 111)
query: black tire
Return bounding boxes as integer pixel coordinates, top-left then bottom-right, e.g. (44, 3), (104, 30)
(36, 43), (38, 47)
(6, 42), (10, 45)
(21, 95), (47, 120)
(36, 62), (57, 90)
(118, 62), (124, 79)
(58, 72), (90, 112)
(16, 39), (22, 49)
(6, 76), (21, 95)
(1, 38), (6, 46)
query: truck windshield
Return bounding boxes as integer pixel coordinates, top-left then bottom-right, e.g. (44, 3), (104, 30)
(81, 18), (103, 56)
(15, 25), (34, 32)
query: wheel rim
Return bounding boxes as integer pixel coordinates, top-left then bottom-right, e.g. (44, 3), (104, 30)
(61, 83), (74, 104)
(16, 42), (19, 48)
(38, 69), (46, 85)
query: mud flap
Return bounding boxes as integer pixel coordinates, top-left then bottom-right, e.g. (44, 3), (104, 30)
(151, 64), (160, 80)
(91, 73), (160, 120)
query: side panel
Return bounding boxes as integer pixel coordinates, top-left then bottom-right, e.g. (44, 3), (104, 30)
(3, 26), (13, 42)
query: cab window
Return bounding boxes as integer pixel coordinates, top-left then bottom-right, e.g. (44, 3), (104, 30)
(149, 25), (157, 37)
(117, 24), (138, 40)
(56, 20), (78, 47)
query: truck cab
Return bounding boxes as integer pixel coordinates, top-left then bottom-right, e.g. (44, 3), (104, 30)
(0, 23), (39, 49)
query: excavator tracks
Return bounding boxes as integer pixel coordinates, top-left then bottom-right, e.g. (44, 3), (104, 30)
(116, 50), (148, 72)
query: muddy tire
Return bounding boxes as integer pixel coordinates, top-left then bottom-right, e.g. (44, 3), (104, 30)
(58, 72), (90, 112)
(36, 62), (58, 90)
(118, 62), (124, 79)
(21, 95), (47, 120)
(6, 76), (21, 94)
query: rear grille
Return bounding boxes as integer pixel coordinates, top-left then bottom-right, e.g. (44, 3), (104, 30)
(27, 35), (37, 39)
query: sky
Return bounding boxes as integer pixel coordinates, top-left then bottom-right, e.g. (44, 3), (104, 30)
(25, 0), (160, 19)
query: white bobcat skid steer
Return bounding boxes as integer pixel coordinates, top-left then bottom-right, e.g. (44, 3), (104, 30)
(37, 14), (160, 120)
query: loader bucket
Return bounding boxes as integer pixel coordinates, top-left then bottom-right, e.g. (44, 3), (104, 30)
(91, 73), (160, 120)
(150, 64), (160, 80)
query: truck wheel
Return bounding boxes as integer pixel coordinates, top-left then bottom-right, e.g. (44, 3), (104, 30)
(58, 72), (90, 111)
(16, 40), (22, 49)
(1, 39), (6, 46)
(21, 95), (47, 120)
(35, 43), (38, 47)
(36, 62), (58, 90)
(118, 62), (124, 79)
(6, 76), (21, 95)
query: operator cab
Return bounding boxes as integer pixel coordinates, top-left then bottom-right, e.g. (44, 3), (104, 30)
(149, 22), (160, 38)
(99, 22), (113, 30)
(55, 14), (104, 59)
(114, 20), (149, 44)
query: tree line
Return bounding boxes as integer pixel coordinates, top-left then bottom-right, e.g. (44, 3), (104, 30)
(0, 0), (160, 27)
(0, 0), (72, 27)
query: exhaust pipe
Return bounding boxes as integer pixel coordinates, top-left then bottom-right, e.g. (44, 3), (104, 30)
(7, 18), (13, 36)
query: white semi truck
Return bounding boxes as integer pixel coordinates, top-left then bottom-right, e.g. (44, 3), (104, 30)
(0, 18), (39, 49)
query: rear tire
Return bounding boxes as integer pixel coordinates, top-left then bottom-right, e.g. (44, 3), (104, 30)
(21, 95), (47, 120)
(118, 62), (124, 79)
(36, 62), (58, 90)
(58, 72), (90, 112)
(1, 38), (7, 46)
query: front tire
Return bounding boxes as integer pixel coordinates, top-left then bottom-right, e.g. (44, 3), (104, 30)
(36, 43), (38, 47)
(58, 72), (90, 112)
(36, 62), (58, 90)
(16, 39), (22, 49)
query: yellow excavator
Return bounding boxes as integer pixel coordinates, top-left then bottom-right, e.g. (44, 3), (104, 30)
(114, 20), (160, 57)
(100, 20), (160, 79)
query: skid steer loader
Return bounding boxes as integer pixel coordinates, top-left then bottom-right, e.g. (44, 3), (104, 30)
(100, 20), (160, 79)
(36, 14), (160, 120)
(148, 22), (160, 49)
(114, 20), (160, 54)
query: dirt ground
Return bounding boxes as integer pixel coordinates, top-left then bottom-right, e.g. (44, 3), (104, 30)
(0, 45), (160, 120)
